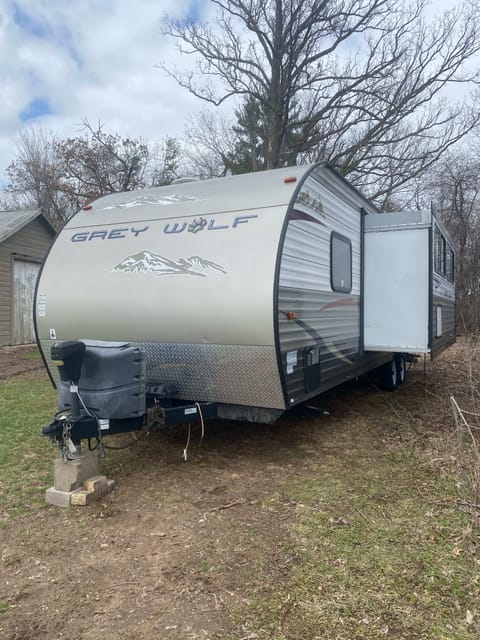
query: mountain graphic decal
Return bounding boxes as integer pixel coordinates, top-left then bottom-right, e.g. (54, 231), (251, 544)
(102, 193), (202, 209)
(111, 251), (227, 277)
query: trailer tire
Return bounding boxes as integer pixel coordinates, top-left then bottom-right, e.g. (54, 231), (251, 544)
(381, 358), (397, 390)
(395, 354), (406, 385)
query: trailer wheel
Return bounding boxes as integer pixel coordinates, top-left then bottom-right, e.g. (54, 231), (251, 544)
(395, 354), (406, 385)
(381, 358), (397, 390)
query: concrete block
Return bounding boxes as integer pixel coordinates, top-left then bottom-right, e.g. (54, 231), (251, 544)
(46, 486), (83, 508)
(83, 475), (107, 493)
(100, 478), (116, 497)
(69, 475), (115, 506)
(46, 451), (116, 507)
(70, 489), (96, 506)
(53, 453), (98, 492)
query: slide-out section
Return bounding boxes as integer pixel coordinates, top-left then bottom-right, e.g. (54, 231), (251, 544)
(364, 210), (455, 357)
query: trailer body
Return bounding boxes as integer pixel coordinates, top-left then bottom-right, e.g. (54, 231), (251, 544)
(34, 163), (455, 436)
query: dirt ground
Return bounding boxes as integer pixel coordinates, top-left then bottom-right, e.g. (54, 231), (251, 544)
(0, 345), (46, 381)
(0, 343), (476, 639)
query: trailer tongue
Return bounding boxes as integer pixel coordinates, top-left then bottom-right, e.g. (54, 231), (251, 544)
(43, 339), (217, 455)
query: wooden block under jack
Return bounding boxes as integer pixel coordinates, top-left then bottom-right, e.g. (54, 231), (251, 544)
(70, 475), (116, 506)
(83, 475), (107, 493)
(70, 489), (97, 506)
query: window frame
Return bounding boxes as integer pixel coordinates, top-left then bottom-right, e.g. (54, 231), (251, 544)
(434, 224), (455, 283)
(434, 226), (446, 276)
(449, 249), (455, 283)
(330, 231), (352, 294)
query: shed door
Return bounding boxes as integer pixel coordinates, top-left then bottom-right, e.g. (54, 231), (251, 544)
(13, 260), (40, 344)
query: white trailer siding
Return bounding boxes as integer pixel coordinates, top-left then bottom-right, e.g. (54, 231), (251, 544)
(363, 210), (455, 355)
(364, 226), (430, 351)
(276, 165), (385, 406)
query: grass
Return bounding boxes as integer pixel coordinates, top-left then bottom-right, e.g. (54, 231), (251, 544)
(235, 440), (480, 639)
(212, 384), (480, 640)
(18, 349), (41, 360)
(1, 344), (479, 638)
(0, 601), (10, 614)
(0, 377), (57, 521)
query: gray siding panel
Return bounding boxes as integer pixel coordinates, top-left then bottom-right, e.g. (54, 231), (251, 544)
(276, 165), (382, 407)
(431, 292), (456, 358)
(0, 216), (54, 346)
(430, 264), (456, 358)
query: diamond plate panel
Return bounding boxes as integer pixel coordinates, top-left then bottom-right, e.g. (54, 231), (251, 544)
(40, 340), (285, 409)
(137, 342), (285, 409)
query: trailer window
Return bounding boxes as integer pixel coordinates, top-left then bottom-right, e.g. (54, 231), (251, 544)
(331, 233), (352, 293)
(445, 247), (455, 282)
(434, 227), (446, 276)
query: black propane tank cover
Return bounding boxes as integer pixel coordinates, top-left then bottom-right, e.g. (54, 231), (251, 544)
(51, 340), (86, 383)
(57, 341), (146, 419)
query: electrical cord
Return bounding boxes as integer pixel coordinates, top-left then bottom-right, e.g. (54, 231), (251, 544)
(88, 431), (150, 451)
(182, 404), (206, 461)
(182, 423), (191, 461)
(75, 391), (205, 460)
(195, 402), (205, 442)
(75, 389), (150, 455)
(75, 389), (106, 456)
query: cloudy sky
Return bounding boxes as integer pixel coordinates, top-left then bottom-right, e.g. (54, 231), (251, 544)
(0, 0), (214, 186)
(0, 0), (469, 191)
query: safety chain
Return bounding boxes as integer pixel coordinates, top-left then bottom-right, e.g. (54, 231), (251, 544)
(60, 419), (73, 462)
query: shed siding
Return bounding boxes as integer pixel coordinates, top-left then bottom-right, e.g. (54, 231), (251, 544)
(0, 216), (54, 346)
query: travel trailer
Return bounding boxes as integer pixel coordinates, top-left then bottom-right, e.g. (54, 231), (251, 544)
(35, 163), (455, 447)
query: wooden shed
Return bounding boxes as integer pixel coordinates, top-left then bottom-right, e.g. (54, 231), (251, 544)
(0, 209), (56, 346)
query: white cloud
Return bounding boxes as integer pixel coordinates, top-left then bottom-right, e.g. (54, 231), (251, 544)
(0, 0), (210, 187)
(0, 0), (468, 191)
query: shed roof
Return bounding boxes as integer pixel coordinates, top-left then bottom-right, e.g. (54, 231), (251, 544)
(0, 209), (55, 243)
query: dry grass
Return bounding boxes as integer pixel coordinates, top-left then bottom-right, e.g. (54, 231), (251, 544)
(1, 340), (480, 639)
(449, 341), (480, 542)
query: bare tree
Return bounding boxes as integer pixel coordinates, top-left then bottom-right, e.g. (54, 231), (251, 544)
(148, 136), (181, 186)
(57, 119), (151, 206)
(182, 109), (236, 178)
(162, 0), (480, 198)
(420, 149), (480, 334)
(4, 122), (182, 227)
(228, 97), (268, 174)
(4, 128), (71, 228)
